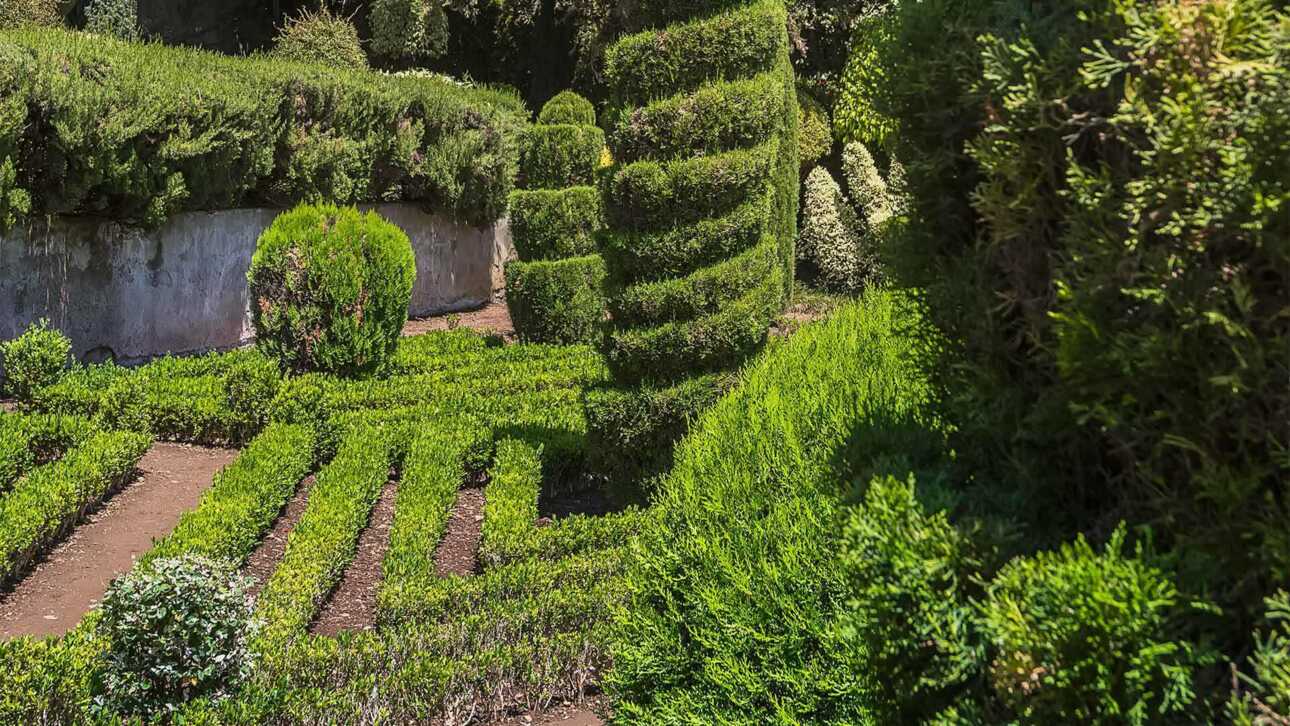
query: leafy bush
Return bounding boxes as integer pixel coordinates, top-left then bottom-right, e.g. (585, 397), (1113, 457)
(537, 90), (597, 126)
(979, 527), (1210, 724)
(1, 319), (71, 401)
(606, 144), (776, 231)
(222, 355), (282, 434)
(517, 124), (605, 190)
(95, 555), (257, 719)
(83, 0), (138, 41)
(608, 238), (777, 326)
(834, 473), (980, 722)
(505, 256), (607, 345)
(368, 0), (448, 63)
(609, 292), (944, 722)
(0, 413), (97, 493)
(0, 0), (59, 28)
(841, 141), (892, 230)
(0, 26), (523, 228)
(1229, 592), (1290, 724)
(507, 187), (603, 261)
(798, 166), (873, 293)
(797, 85), (831, 172)
(271, 7), (368, 70)
(247, 204), (415, 377)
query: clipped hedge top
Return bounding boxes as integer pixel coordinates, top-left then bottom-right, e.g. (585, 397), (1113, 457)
(0, 28), (527, 228)
(537, 90), (596, 126)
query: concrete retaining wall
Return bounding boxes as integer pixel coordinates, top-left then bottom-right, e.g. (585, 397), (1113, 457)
(0, 204), (514, 364)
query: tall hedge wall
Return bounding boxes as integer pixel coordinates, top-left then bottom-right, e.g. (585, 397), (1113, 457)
(0, 27), (526, 230)
(600, 0), (798, 387)
(504, 92), (608, 345)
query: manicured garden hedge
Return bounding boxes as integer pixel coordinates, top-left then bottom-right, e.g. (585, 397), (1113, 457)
(0, 27), (525, 230)
(505, 91), (608, 346)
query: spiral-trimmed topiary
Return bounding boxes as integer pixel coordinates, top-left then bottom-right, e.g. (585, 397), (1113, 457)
(271, 7), (368, 70)
(247, 204), (414, 376)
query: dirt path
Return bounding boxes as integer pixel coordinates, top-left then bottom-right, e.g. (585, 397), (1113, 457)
(245, 475), (317, 597)
(404, 302), (514, 340)
(310, 478), (399, 636)
(0, 443), (238, 639)
(435, 487), (485, 577)
(486, 695), (608, 725)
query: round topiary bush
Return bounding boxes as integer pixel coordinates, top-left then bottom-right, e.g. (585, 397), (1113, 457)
(271, 7), (368, 70)
(0, 0), (60, 29)
(94, 555), (257, 719)
(538, 90), (597, 126)
(247, 204), (415, 376)
(1, 318), (71, 401)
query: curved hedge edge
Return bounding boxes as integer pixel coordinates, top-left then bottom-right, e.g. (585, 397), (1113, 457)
(608, 234), (778, 326)
(507, 186), (604, 261)
(0, 430), (151, 586)
(606, 142), (777, 232)
(537, 90), (597, 126)
(142, 423), (315, 567)
(605, 268), (782, 384)
(0, 413), (99, 494)
(600, 189), (773, 286)
(505, 255), (608, 346)
(610, 71), (784, 164)
(605, 0), (784, 106)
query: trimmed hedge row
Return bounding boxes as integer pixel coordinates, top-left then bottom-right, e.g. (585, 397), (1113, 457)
(516, 125), (605, 190)
(143, 424), (315, 566)
(608, 237), (777, 326)
(254, 425), (399, 646)
(0, 413), (98, 493)
(0, 430), (150, 586)
(507, 187), (602, 261)
(504, 256), (608, 346)
(479, 439), (542, 568)
(605, 144), (776, 232)
(0, 27), (525, 229)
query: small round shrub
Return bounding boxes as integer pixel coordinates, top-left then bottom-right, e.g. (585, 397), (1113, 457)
(798, 165), (874, 294)
(797, 86), (831, 173)
(538, 91), (597, 126)
(271, 7), (368, 70)
(84, 0), (139, 41)
(1, 319), (71, 401)
(978, 527), (1210, 724)
(368, 0), (448, 63)
(247, 204), (415, 376)
(0, 0), (60, 28)
(94, 555), (257, 719)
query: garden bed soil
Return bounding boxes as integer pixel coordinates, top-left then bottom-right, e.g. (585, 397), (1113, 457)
(0, 399), (14, 413)
(435, 486), (486, 577)
(486, 695), (608, 725)
(245, 475), (317, 596)
(404, 301), (514, 340)
(310, 477), (399, 636)
(0, 443), (238, 639)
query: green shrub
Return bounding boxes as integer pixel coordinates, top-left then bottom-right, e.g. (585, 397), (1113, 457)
(480, 438), (542, 568)
(610, 73), (783, 163)
(835, 473), (981, 722)
(83, 0), (137, 41)
(368, 0), (448, 62)
(1229, 592), (1290, 724)
(0, 27), (522, 227)
(841, 141), (892, 229)
(608, 237), (777, 326)
(604, 1), (783, 107)
(95, 555), (257, 719)
(0, 0), (59, 28)
(979, 527), (1210, 724)
(0, 413), (97, 492)
(798, 165), (874, 293)
(606, 144), (775, 231)
(1, 319), (71, 401)
(222, 355), (282, 434)
(507, 187), (602, 261)
(537, 90), (596, 126)
(517, 124), (605, 190)
(247, 204), (415, 377)
(797, 85), (831, 172)
(608, 293), (943, 721)
(271, 7), (368, 70)
(504, 255), (607, 345)
(599, 190), (773, 284)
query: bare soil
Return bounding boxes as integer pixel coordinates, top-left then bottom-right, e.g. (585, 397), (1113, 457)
(311, 477), (400, 636)
(435, 486), (485, 577)
(0, 399), (15, 413)
(404, 302), (514, 340)
(245, 475), (317, 597)
(486, 695), (609, 726)
(0, 443), (238, 639)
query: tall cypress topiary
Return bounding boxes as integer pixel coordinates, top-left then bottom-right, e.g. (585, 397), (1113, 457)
(587, 0), (799, 490)
(503, 92), (608, 346)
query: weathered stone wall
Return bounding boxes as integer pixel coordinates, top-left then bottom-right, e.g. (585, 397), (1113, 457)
(0, 205), (513, 364)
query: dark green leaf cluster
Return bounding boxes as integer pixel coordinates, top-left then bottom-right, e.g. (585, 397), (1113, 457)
(0, 0), (59, 29)
(83, 0), (138, 41)
(368, 0), (448, 63)
(248, 204), (416, 377)
(517, 124), (605, 190)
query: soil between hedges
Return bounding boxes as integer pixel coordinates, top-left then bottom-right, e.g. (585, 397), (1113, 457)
(404, 301), (515, 340)
(435, 485), (486, 577)
(0, 443), (238, 639)
(310, 476), (400, 636)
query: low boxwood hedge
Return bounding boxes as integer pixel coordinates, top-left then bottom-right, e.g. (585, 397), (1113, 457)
(537, 90), (597, 126)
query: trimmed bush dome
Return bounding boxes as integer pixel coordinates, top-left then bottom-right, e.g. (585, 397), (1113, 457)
(0, 26), (525, 229)
(271, 7), (368, 70)
(247, 204), (415, 377)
